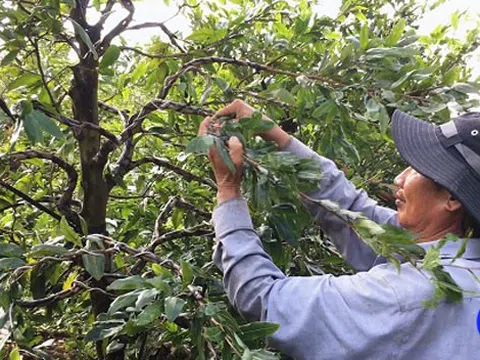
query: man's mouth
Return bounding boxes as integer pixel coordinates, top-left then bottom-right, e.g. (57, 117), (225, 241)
(394, 191), (405, 205)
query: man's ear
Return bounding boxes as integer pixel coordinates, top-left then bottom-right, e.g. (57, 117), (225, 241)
(445, 194), (463, 213)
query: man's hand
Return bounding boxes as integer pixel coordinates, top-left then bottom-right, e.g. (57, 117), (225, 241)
(199, 117), (244, 203)
(214, 99), (291, 150)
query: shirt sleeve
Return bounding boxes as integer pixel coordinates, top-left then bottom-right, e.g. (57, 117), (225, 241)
(212, 199), (405, 360)
(284, 137), (400, 271)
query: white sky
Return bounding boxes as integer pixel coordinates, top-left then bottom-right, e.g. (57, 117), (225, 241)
(91, 0), (480, 77)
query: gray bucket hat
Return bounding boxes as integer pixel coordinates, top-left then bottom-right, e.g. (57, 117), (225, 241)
(391, 110), (480, 224)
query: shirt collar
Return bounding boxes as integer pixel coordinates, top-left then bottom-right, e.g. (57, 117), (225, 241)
(418, 238), (480, 260)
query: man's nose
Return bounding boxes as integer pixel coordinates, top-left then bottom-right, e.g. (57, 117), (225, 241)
(394, 167), (410, 187)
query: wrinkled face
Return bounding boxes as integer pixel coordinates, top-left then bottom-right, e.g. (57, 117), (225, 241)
(393, 167), (451, 230)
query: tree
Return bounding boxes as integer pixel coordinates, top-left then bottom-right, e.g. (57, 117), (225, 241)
(0, 0), (478, 358)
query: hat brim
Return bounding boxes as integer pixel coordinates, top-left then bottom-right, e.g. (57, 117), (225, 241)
(391, 110), (480, 225)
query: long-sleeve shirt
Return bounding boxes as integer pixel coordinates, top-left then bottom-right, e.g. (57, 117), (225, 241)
(212, 137), (480, 360)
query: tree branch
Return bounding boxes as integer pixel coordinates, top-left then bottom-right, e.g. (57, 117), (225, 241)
(97, 100), (211, 162)
(100, 235), (183, 275)
(150, 224), (213, 250)
(1, 150), (78, 215)
(0, 180), (61, 221)
(97, 54), (343, 175)
(29, 38), (60, 113)
(34, 102), (120, 144)
(127, 22), (186, 53)
(0, 97), (15, 122)
(129, 223), (213, 275)
(95, 0), (117, 30)
(158, 56), (345, 100)
(98, 101), (129, 122)
(97, 0), (135, 56)
(130, 196), (179, 274)
(16, 282), (83, 308)
(127, 157), (216, 188)
(175, 198), (211, 219)
(120, 46), (190, 59)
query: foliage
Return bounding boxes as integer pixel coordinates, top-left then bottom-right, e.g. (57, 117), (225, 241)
(0, 0), (479, 358)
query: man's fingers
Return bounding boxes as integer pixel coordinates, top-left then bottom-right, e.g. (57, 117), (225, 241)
(213, 99), (244, 119)
(228, 136), (244, 165)
(199, 117), (211, 136)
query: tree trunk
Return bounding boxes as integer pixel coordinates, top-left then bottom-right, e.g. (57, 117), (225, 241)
(70, 53), (122, 360)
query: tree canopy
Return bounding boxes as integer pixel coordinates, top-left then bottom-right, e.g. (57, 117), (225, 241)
(0, 0), (479, 358)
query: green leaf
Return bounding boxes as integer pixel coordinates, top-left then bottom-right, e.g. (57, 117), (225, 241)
(0, 258), (25, 270)
(8, 73), (41, 90)
(22, 110), (64, 140)
(107, 275), (148, 291)
(312, 100), (336, 119)
(431, 266), (463, 303)
(70, 19), (99, 60)
(63, 271), (78, 290)
(135, 288), (159, 309)
(238, 114), (274, 134)
(131, 61), (148, 82)
(452, 83), (478, 94)
(451, 11), (459, 30)
(250, 349), (280, 360)
(30, 244), (68, 258)
(187, 28), (227, 43)
(360, 23), (369, 49)
(59, 216), (82, 247)
(204, 327), (225, 343)
(100, 45), (121, 68)
(386, 19), (406, 46)
(239, 322), (280, 341)
(9, 347), (20, 360)
(136, 301), (163, 326)
(452, 238), (469, 261)
(108, 291), (140, 313)
(0, 243), (23, 258)
(34, 110), (64, 139)
(186, 135), (215, 155)
(145, 277), (172, 294)
(181, 260), (193, 287)
(82, 252), (105, 281)
(1, 50), (19, 66)
(269, 88), (296, 106)
(378, 105), (390, 136)
(365, 46), (417, 59)
(164, 296), (185, 321)
(22, 112), (43, 144)
(85, 325), (124, 342)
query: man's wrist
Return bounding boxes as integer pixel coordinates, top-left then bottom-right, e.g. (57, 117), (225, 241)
(217, 187), (242, 203)
(260, 124), (291, 150)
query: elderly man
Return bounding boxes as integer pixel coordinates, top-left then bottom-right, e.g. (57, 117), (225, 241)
(199, 99), (480, 359)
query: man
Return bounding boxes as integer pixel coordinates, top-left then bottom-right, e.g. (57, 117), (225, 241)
(199, 99), (480, 359)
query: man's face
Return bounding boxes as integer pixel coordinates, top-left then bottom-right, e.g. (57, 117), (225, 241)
(393, 167), (450, 231)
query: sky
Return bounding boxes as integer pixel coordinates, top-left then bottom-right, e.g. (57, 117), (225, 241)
(92, 0), (480, 78)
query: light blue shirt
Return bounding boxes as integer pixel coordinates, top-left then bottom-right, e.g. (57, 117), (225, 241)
(212, 137), (480, 360)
